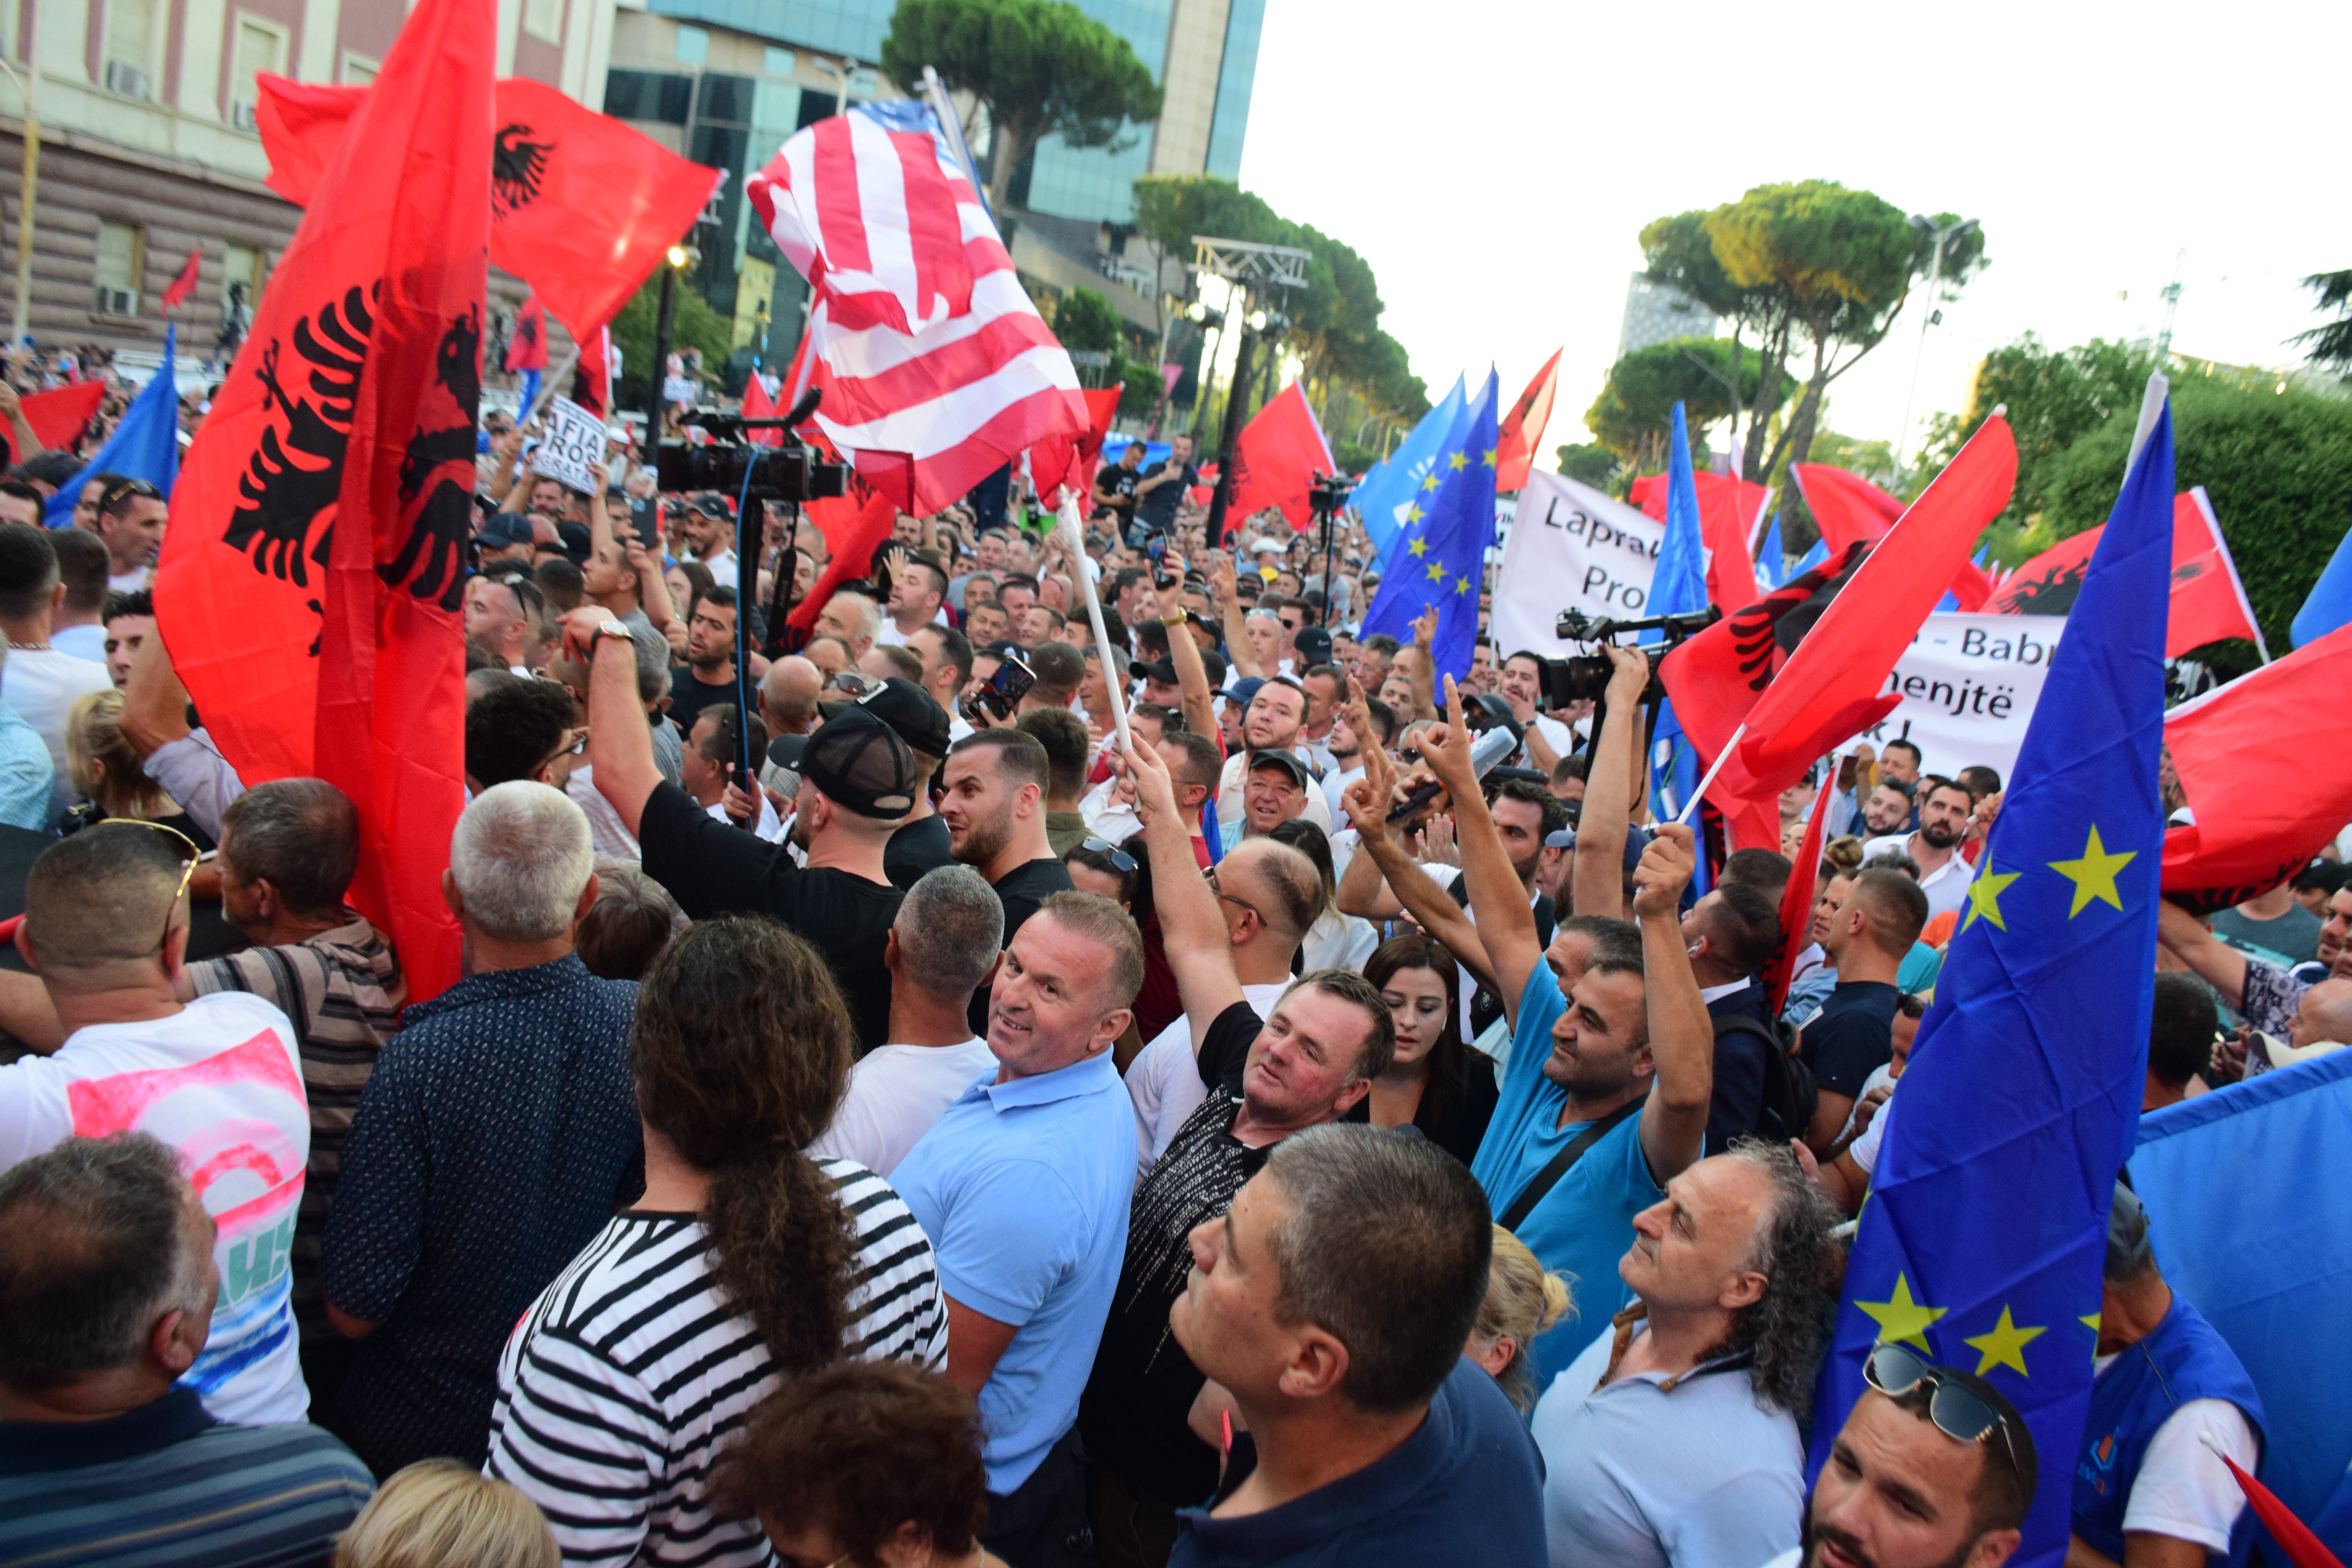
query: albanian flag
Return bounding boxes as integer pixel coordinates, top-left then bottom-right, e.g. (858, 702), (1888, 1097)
(1988, 488), (2268, 658)
(1794, 462), (1999, 610)
(1228, 381), (1336, 531)
(1029, 386), (1120, 506)
(570, 323), (612, 421)
(505, 291), (547, 372)
(258, 73), (720, 345)
(155, 0), (491, 1002)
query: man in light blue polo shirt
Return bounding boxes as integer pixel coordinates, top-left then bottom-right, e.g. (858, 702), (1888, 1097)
(892, 888), (1143, 1562)
(1421, 658), (1715, 1388)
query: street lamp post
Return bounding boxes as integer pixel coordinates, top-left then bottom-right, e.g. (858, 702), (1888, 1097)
(1203, 299), (1261, 549)
(1893, 213), (1978, 478)
(646, 243), (695, 443)
(0, 51), (40, 352)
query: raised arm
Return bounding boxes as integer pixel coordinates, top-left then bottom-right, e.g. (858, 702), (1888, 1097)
(1570, 646), (1650, 920)
(1155, 553), (1219, 742)
(1123, 737), (1245, 1052)
(1210, 553), (1261, 680)
(121, 619), (194, 758)
(1339, 750), (1498, 997)
(566, 607), (662, 837)
(1421, 676), (1543, 1027)
(2156, 898), (2249, 1011)
(0, 383), (41, 461)
(1630, 823), (1711, 1184)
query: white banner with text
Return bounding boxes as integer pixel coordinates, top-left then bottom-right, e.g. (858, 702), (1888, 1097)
(1858, 612), (2068, 784)
(1489, 470), (1666, 657)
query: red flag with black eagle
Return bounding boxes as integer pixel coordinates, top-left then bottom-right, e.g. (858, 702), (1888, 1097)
(505, 292), (547, 373)
(257, 74), (721, 346)
(154, 0), (491, 1002)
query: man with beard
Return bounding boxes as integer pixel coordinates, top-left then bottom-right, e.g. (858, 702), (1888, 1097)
(1080, 737), (1393, 1556)
(939, 729), (1074, 1030)
(1863, 777), (1976, 924)
(673, 492), (737, 579)
(1213, 674), (1334, 834)
(1758, 1348), (2034, 1568)
(665, 586), (740, 730)
(1861, 779), (1916, 838)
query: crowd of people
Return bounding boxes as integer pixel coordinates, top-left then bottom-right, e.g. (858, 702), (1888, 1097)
(0, 390), (2345, 1568)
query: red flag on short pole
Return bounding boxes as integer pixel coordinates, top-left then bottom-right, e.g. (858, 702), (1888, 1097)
(739, 368), (782, 447)
(1029, 386), (1120, 506)
(1228, 380), (1335, 530)
(258, 74), (721, 346)
(1764, 752), (1839, 1014)
(505, 292), (547, 373)
(569, 323), (613, 421)
(2210, 1446), (2346, 1568)
(18, 381), (106, 448)
(789, 484), (899, 633)
(160, 249), (201, 314)
(2158, 621), (2352, 913)
(1494, 349), (1560, 494)
(154, 0), (491, 1003)
(1720, 418), (2017, 801)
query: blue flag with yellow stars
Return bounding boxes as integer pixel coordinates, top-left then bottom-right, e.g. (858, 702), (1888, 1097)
(1807, 389), (2177, 1567)
(1358, 370), (1497, 683)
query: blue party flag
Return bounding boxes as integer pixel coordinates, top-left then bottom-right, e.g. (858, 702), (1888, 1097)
(43, 324), (180, 528)
(1807, 388), (2178, 1567)
(1352, 375), (1465, 563)
(2290, 522), (2352, 648)
(1757, 511), (1786, 588)
(1357, 372), (1497, 684)
(1643, 403), (1707, 882)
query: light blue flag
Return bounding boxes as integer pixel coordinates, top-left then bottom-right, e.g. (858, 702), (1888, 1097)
(44, 324), (179, 528)
(1789, 536), (1829, 579)
(1354, 375), (1465, 563)
(2290, 523), (2352, 648)
(1644, 403), (1708, 877)
(1757, 512), (1786, 588)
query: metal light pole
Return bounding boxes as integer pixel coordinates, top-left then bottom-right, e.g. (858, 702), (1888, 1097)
(1187, 234), (1311, 545)
(645, 243), (692, 443)
(0, 51), (40, 351)
(1203, 299), (1258, 549)
(1892, 214), (1977, 478)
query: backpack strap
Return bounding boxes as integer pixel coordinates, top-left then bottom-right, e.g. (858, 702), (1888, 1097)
(1498, 1095), (1644, 1232)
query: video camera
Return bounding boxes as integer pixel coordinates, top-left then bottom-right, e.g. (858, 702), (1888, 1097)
(660, 390), (851, 505)
(1533, 606), (1723, 709)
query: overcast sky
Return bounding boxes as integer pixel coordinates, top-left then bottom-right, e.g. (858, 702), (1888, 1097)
(1235, 0), (2343, 469)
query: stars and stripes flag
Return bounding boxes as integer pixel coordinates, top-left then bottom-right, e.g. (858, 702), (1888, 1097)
(748, 101), (1087, 517)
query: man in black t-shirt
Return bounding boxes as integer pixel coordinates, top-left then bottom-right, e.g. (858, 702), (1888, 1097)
(938, 728), (1075, 1032)
(1131, 433), (1199, 543)
(566, 604), (917, 1051)
(1798, 867), (1927, 1154)
(1092, 440), (1146, 532)
(664, 585), (740, 730)
(1078, 735), (1395, 1538)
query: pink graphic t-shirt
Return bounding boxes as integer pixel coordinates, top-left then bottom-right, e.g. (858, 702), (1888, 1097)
(0, 990), (310, 1424)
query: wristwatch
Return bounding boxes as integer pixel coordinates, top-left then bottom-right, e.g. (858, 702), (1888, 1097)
(1161, 612), (1186, 626)
(593, 620), (635, 648)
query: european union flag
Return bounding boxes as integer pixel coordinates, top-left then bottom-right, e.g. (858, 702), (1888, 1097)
(1808, 389), (2176, 1566)
(1358, 371), (1496, 682)
(1353, 374), (1466, 564)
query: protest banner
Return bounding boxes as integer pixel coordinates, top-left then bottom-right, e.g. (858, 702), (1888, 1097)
(1854, 611), (2064, 782)
(1488, 470), (1663, 657)
(529, 396), (607, 494)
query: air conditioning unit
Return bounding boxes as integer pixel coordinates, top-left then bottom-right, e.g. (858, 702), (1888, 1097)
(230, 99), (259, 131)
(104, 60), (151, 99)
(94, 285), (137, 316)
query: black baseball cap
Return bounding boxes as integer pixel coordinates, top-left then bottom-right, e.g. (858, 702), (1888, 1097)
(858, 676), (953, 759)
(686, 490), (734, 518)
(1293, 626), (1334, 665)
(477, 512), (534, 548)
(1247, 749), (1310, 789)
(554, 520), (592, 562)
(1134, 657), (1181, 685)
(798, 703), (918, 819)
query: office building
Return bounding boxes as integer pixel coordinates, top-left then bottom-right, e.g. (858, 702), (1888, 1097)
(1617, 273), (1717, 359)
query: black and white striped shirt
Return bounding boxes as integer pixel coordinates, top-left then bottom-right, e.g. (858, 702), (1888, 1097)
(485, 1159), (947, 1566)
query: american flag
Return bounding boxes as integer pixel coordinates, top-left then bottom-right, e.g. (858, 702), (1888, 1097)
(749, 103), (1087, 515)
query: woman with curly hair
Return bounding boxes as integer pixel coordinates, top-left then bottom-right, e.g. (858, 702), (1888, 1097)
(1361, 933), (1500, 1165)
(485, 917), (948, 1567)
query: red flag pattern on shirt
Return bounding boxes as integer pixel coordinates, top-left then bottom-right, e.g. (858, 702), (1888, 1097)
(257, 74), (721, 345)
(1986, 488), (2268, 658)
(746, 109), (1087, 516)
(160, 249), (202, 313)
(1794, 462), (1999, 610)
(1029, 386), (1121, 506)
(1494, 349), (1560, 494)
(1717, 417), (2018, 802)
(1227, 380), (1336, 530)
(2158, 621), (2352, 914)
(505, 292), (547, 372)
(154, 0), (491, 1003)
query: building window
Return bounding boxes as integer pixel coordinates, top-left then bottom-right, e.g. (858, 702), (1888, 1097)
(223, 242), (267, 306)
(229, 16), (287, 132)
(673, 25), (708, 66)
(523, 0), (563, 44)
(94, 220), (145, 316)
(604, 70), (693, 126)
(102, 0), (157, 100)
(764, 47), (796, 78)
(341, 54), (377, 85)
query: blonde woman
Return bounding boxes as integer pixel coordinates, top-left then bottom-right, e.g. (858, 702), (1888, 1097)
(1467, 1226), (1573, 1415)
(65, 686), (188, 828)
(335, 1459), (557, 1568)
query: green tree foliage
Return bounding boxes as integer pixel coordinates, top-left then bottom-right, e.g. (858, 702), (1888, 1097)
(1641, 209), (1797, 479)
(1802, 428), (1899, 491)
(1133, 174), (1426, 428)
(610, 271), (735, 409)
(2035, 376), (2352, 654)
(1048, 286), (1157, 418)
(883, 0), (1161, 213)
(1704, 181), (1985, 497)
(1554, 443), (1622, 491)
(1584, 336), (1786, 472)
(2294, 270), (2352, 376)
(1916, 334), (2160, 556)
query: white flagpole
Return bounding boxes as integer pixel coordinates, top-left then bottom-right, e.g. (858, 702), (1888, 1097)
(1058, 491), (1132, 756)
(1674, 722), (1747, 826)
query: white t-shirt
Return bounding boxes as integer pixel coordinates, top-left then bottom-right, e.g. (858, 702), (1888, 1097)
(1125, 979), (1292, 1174)
(704, 791), (783, 841)
(1849, 1077), (1896, 1177)
(1517, 712), (1578, 769)
(2083, 1386), (2256, 1553)
(808, 1038), (998, 1178)
(1, 644), (113, 823)
(52, 622), (105, 663)
(109, 566), (151, 594)
(1299, 906), (1379, 975)
(0, 991), (311, 1425)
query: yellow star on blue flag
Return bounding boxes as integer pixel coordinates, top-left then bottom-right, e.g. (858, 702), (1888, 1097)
(1357, 371), (1499, 684)
(1811, 394), (2180, 1561)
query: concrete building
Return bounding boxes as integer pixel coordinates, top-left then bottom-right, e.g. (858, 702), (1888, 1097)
(1617, 272), (1717, 359)
(0, 0), (616, 371)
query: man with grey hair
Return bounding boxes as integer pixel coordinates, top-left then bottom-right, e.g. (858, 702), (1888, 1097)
(1164, 1123), (1545, 1565)
(815, 585), (883, 660)
(0, 1134), (373, 1560)
(322, 781), (642, 1477)
(1531, 1138), (1845, 1567)
(810, 863), (1004, 1177)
